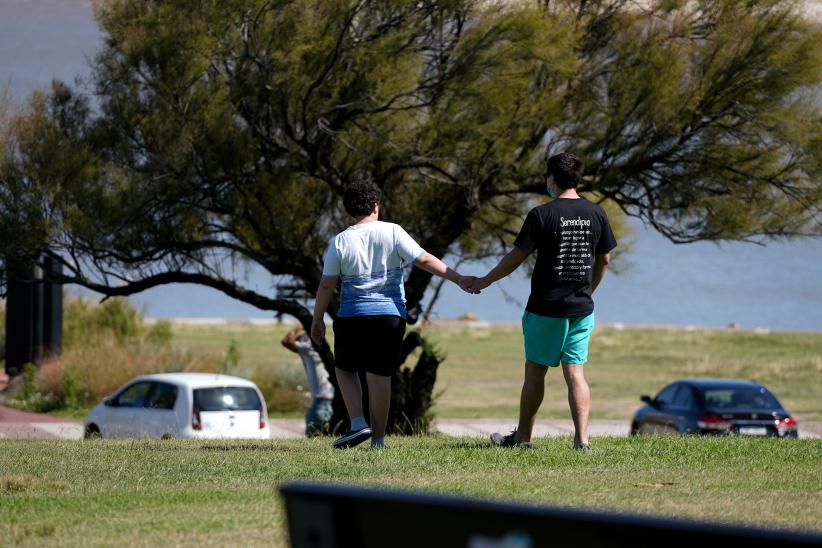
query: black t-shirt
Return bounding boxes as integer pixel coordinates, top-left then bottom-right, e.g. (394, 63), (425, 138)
(514, 197), (617, 318)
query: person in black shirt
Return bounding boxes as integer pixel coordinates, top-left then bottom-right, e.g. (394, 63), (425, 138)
(465, 153), (617, 450)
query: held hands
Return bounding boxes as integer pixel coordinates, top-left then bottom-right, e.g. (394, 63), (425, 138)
(310, 318), (326, 345)
(457, 275), (490, 295)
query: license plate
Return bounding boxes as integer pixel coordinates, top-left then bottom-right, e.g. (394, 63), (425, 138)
(739, 427), (767, 436)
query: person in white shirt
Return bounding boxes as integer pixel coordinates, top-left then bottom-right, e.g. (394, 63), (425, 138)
(281, 325), (335, 436)
(311, 180), (471, 449)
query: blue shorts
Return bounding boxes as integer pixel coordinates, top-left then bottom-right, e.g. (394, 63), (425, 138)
(521, 311), (595, 367)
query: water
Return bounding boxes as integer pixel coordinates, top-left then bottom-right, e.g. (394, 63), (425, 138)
(3, 0), (822, 329)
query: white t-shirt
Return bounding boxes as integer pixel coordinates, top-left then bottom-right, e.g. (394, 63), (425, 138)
(321, 221), (425, 318)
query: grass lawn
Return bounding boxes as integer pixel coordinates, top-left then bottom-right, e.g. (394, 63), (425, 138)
(170, 323), (822, 422)
(1, 436), (820, 546)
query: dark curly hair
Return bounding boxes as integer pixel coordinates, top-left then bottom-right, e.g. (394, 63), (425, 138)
(547, 152), (584, 189)
(343, 180), (382, 217)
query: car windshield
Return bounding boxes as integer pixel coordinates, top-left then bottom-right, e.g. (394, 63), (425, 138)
(193, 387), (261, 411)
(701, 387), (780, 410)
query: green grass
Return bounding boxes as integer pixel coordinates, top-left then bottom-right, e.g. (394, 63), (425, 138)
(169, 323), (822, 421)
(1, 436), (820, 546)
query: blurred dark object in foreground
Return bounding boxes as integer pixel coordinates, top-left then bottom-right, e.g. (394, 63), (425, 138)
(281, 482), (822, 548)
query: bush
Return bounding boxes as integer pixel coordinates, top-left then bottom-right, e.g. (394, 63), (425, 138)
(5, 296), (310, 416)
(6, 297), (307, 415)
(0, 301), (5, 363)
(63, 297), (145, 346)
(146, 320), (172, 345)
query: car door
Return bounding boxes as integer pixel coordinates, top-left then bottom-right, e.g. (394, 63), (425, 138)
(642, 384), (680, 435)
(142, 382), (181, 438)
(104, 381), (153, 438)
(670, 384), (698, 433)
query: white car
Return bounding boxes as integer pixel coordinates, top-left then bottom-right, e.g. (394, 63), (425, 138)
(84, 373), (272, 439)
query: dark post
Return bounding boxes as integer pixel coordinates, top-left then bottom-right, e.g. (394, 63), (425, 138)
(5, 263), (37, 376)
(42, 256), (63, 356)
(3, 256), (63, 377)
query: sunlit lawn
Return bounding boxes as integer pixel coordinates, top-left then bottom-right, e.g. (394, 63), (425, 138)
(170, 323), (822, 422)
(1, 436), (820, 547)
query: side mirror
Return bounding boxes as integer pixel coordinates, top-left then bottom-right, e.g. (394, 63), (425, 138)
(103, 396), (113, 407)
(640, 395), (654, 405)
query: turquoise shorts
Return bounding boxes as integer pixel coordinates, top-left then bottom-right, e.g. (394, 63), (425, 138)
(521, 311), (595, 367)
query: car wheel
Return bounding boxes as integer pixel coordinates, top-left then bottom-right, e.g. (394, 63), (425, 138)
(84, 424), (101, 439)
(630, 422), (640, 436)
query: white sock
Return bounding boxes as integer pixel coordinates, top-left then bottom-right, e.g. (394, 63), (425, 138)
(350, 416), (368, 431)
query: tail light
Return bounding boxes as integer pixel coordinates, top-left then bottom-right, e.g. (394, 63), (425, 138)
(259, 404), (266, 429)
(192, 407), (201, 431)
(697, 414), (732, 431)
(776, 416), (797, 436)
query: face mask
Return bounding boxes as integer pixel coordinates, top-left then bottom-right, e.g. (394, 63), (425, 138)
(546, 182), (557, 199)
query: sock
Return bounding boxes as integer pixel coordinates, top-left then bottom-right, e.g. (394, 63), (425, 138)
(350, 416), (368, 431)
(371, 436), (384, 449)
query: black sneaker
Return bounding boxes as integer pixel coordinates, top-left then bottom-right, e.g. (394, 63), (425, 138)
(332, 426), (372, 449)
(490, 430), (533, 449)
(574, 442), (592, 453)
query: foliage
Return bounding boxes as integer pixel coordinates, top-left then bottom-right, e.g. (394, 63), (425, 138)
(0, 301), (5, 363)
(4, 0), (818, 317)
(2, 0), (821, 431)
(222, 337), (242, 373)
(4, 298), (305, 415)
(63, 297), (144, 346)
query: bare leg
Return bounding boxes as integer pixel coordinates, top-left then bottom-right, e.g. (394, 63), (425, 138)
(561, 363), (590, 446)
(515, 360), (548, 443)
(335, 368), (364, 423)
(366, 373), (391, 439)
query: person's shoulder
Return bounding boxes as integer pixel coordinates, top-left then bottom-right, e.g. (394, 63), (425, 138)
(570, 197), (608, 216)
(587, 200), (611, 220)
(529, 202), (553, 216)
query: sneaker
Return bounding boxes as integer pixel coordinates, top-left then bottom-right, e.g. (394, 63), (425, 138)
(490, 430), (533, 449)
(574, 442), (592, 453)
(332, 426), (372, 449)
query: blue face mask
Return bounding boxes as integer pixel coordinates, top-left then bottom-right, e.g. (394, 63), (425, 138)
(546, 181), (557, 199)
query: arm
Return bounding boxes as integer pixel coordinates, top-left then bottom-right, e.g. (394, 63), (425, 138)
(592, 252), (611, 292)
(413, 252), (463, 284)
(475, 247), (530, 290)
(280, 326), (301, 353)
(311, 275), (338, 344)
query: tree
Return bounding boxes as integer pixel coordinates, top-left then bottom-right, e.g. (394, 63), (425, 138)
(2, 0), (821, 430)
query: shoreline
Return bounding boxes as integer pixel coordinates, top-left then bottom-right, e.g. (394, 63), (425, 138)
(144, 317), (822, 335)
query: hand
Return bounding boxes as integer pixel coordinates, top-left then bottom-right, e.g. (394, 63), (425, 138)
(310, 319), (326, 345)
(458, 275), (481, 294)
(467, 276), (490, 293)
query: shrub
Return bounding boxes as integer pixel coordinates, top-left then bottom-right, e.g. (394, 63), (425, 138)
(6, 297), (308, 415)
(146, 320), (172, 345)
(0, 301), (5, 363)
(63, 297), (144, 346)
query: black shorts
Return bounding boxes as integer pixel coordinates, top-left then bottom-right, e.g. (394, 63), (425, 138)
(333, 315), (406, 377)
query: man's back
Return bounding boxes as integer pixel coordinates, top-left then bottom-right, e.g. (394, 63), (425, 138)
(514, 197), (617, 318)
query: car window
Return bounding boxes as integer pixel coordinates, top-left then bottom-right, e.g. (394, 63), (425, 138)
(193, 387), (261, 411)
(113, 382), (152, 408)
(146, 382), (178, 410)
(702, 387), (780, 409)
(655, 384), (679, 407)
(672, 385), (696, 409)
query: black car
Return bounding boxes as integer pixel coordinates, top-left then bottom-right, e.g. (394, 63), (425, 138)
(631, 378), (798, 438)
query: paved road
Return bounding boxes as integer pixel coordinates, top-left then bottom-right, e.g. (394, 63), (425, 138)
(2, 416), (819, 440)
